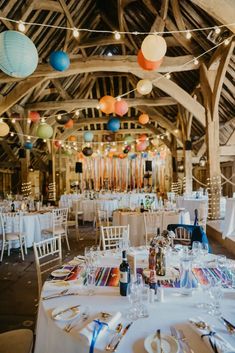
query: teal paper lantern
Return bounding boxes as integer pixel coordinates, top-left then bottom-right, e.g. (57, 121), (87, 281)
(124, 135), (134, 144)
(107, 117), (120, 132)
(36, 123), (53, 139)
(24, 141), (33, 150)
(49, 51), (70, 71)
(0, 31), (38, 78)
(84, 131), (94, 142)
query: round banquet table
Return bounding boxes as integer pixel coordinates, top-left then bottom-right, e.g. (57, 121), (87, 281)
(34, 251), (235, 353)
(113, 210), (191, 246)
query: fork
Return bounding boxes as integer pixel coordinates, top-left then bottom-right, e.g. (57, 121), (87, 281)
(64, 313), (89, 332)
(178, 330), (194, 353)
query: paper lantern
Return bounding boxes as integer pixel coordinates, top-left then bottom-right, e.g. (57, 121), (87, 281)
(151, 138), (159, 146)
(119, 153), (127, 159)
(64, 119), (73, 128)
(99, 96), (115, 114)
(136, 80), (153, 95)
(114, 100), (128, 117)
(0, 31), (38, 78)
(29, 111), (40, 123)
(124, 135), (134, 144)
(129, 153), (137, 160)
(136, 141), (147, 151)
(36, 123), (53, 139)
(49, 51), (70, 71)
(137, 50), (163, 71)
(123, 145), (131, 154)
(141, 35), (167, 61)
(54, 140), (62, 147)
(141, 152), (148, 158)
(84, 131), (94, 142)
(139, 134), (147, 142)
(139, 113), (149, 125)
(82, 146), (93, 157)
(107, 117), (120, 132)
(24, 141), (33, 150)
(0, 121), (10, 136)
(68, 135), (76, 142)
(64, 149), (73, 156)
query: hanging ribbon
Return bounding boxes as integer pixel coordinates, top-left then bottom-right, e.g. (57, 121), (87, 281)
(193, 209), (199, 226)
(89, 319), (108, 353)
(201, 331), (218, 353)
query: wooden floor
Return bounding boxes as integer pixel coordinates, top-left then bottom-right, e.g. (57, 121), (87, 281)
(0, 222), (234, 334)
(207, 220), (235, 258)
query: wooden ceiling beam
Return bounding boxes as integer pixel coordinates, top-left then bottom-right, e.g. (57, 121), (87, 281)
(25, 97), (177, 111)
(34, 0), (64, 13)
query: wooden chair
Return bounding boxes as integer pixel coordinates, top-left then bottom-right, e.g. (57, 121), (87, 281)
(95, 209), (110, 245)
(101, 225), (129, 250)
(173, 227), (191, 245)
(143, 212), (162, 245)
(33, 235), (62, 295)
(0, 329), (33, 353)
(42, 208), (70, 250)
(0, 212), (27, 262)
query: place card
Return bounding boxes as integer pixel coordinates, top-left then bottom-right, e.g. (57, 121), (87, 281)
(127, 252), (136, 276)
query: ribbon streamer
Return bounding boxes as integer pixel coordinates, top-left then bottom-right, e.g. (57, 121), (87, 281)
(89, 319), (108, 353)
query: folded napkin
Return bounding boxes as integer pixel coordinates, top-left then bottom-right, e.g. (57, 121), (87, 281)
(190, 318), (235, 353)
(79, 311), (121, 347)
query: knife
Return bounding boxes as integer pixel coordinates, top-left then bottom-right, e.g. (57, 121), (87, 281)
(221, 317), (235, 330)
(43, 292), (79, 300)
(52, 304), (80, 319)
(111, 322), (133, 352)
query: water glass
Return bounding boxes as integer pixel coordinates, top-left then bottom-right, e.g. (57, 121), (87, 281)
(200, 243), (209, 255)
(192, 241), (201, 256)
(85, 266), (96, 296)
(208, 279), (223, 316)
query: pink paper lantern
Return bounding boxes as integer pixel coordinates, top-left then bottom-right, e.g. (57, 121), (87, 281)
(136, 141), (147, 151)
(29, 111), (40, 123)
(114, 100), (128, 117)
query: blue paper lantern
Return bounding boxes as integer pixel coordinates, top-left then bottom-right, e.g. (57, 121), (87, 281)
(49, 51), (70, 71)
(0, 31), (38, 78)
(129, 153), (137, 160)
(141, 152), (148, 158)
(84, 131), (94, 142)
(107, 117), (120, 132)
(24, 141), (33, 150)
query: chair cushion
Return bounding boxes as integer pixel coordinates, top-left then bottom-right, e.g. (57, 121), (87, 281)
(0, 329), (33, 353)
(5, 232), (20, 241)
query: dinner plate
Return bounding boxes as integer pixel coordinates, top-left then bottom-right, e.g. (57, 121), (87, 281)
(52, 304), (80, 321)
(51, 269), (71, 278)
(144, 334), (179, 353)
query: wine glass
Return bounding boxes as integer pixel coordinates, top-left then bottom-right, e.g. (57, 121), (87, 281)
(200, 243), (209, 256)
(192, 241), (201, 257)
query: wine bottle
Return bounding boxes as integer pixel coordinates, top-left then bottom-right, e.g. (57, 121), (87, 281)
(140, 199), (144, 213)
(119, 250), (130, 296)
(11, 202), (15, 213)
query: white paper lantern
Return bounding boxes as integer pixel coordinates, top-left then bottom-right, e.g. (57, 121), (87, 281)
(141, 35), (167, 61)
(0, 121), (10, 136)
(136, 80), (153, 95)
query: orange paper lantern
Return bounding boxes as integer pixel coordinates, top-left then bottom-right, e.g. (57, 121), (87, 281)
(119, 153), (127, 159)
(139, 114), (149, 125)
(137, 50), (163, 71)
(139, 134), (147, 142)
(114, 100), (128, 117)
(64, 119), (73, 128)
(99, 95), (115, 114)
(68, 135), (76, 142)
(29, 111), (40, 123)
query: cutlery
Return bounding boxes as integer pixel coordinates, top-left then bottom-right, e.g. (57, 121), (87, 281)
(221, 317), (235, 333)
(170, 327), (187, 353)
(178, 330), (194, 353)
(105, 323), (123, 351)
(52, 304), (80, 320)
(111, 322), (133, 352)
(157, 329), (163, 353)
(64, 313), (89, 332)
(43, 292), (79, 300)
(43, 289), (68, 299)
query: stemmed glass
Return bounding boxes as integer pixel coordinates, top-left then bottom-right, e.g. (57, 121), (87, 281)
(192, 241), (202, 256)
(208, 278), (223, 316)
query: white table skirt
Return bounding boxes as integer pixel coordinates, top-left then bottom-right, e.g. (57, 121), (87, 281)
(34, 253), (235, 353)
(176, 197), (208, 221)
(223, 198), (235, 238)
(113, 211), (190, 246)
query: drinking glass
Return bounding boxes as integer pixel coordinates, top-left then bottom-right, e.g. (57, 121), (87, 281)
(208, 279), (223, 316)
(217, 255), (228, 285)
(126, 280), (140, 321)
(90, 246), (100, 267)
(85, 266), (96, 296)
(227, 260), (235, 289)
(196, 270), (212, 309)
(200, 243), (209, 255)
(192, 241), (201, 257)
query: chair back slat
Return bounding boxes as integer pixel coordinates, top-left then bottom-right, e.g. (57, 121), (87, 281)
(101, 225), (129, 250)
(143, 212), (162, 245)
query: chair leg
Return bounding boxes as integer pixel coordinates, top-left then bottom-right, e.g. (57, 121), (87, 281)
(0, 240), (5, 262)
(19, 238), (25, 261)
(76, 227), (80, 242)
(65, 234), (70, 251)
(8, 241), (11, 256)
(24, 236), (28, 255)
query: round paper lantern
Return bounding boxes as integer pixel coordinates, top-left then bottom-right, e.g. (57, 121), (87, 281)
(139, 113), (149, 125)
(49, 51), (70, 71)
(123, 145), (131, 154)
(136, 80), (153, 95)
(56, 113), (70, 125)
(129, 153), (137, 160)
(84, 131), (94, 142)
(139, 134), (147, 142)
(151, 137), (159, 146)
(24, 141), (33, 150)
(141, 35), (167, 61)
(99, 96), (115, 114)
(119, 153), (127, 159)
(136, 141), (147, 152)
(124, 135), (134, 144)
(64, 149), (73, 156)
(64, 119), (73, 128)
(68, 135), (76, 142)
(36, 123), (53, 139)
(107, 117), (120, 132)
(141, 152), (148, 158)
(82, 146), (93, 157)
(29, 111), (40, 123)
(54, 140), (62, 147)
(0, 31), (38, 78)
(0, 121), (10, 136)
(114, 100), (128, 117)
(137, 50), (163, 71)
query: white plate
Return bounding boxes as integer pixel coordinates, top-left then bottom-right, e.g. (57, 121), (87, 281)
(144, 334), (179, 353)
(52, 304), (80, 321)
(51, 269), (71, 278)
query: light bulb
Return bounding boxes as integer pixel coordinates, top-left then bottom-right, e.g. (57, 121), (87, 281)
(27, 118), (31, 124)
(166, 73), (171, 79)
(114, 31), (121, 40)
(75, 110), (80, 116)
(41, 117), (46, 123)
(28, 135), (31, 140)
(193, 58), (199, 65)
(10, 132), (14, 137)
(57, 114), (62, 120)
(43, 139), (46, 142)
(224, 38), (230, 45)
(116, 96), (121, 101)
(186, 31), (192, 39)
(214, 27), (221, 34)
(18, 21), (26, 32)
(12, 118), (16, 123)
(72, 27), (79, 38)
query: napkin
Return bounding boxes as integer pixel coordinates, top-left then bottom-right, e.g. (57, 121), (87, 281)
(79, 311), (122, 346)
(189, 318), (235, 353)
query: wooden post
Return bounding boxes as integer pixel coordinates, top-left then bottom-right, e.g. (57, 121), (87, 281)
(184, 140), (193, 195)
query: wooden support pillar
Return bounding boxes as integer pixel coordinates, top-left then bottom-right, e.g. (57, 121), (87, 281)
(65, 159), (71, 194)
(184, 140), (193, 195)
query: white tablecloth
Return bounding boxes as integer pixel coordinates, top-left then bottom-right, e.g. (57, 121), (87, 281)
(223, 198), (235, 238)
(34, 252), (235, 353)
(176, 197), (208, 221)
(113, 211), (190, 246)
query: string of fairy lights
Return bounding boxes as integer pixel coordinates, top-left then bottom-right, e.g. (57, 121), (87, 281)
(0, 15), (234, 149)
